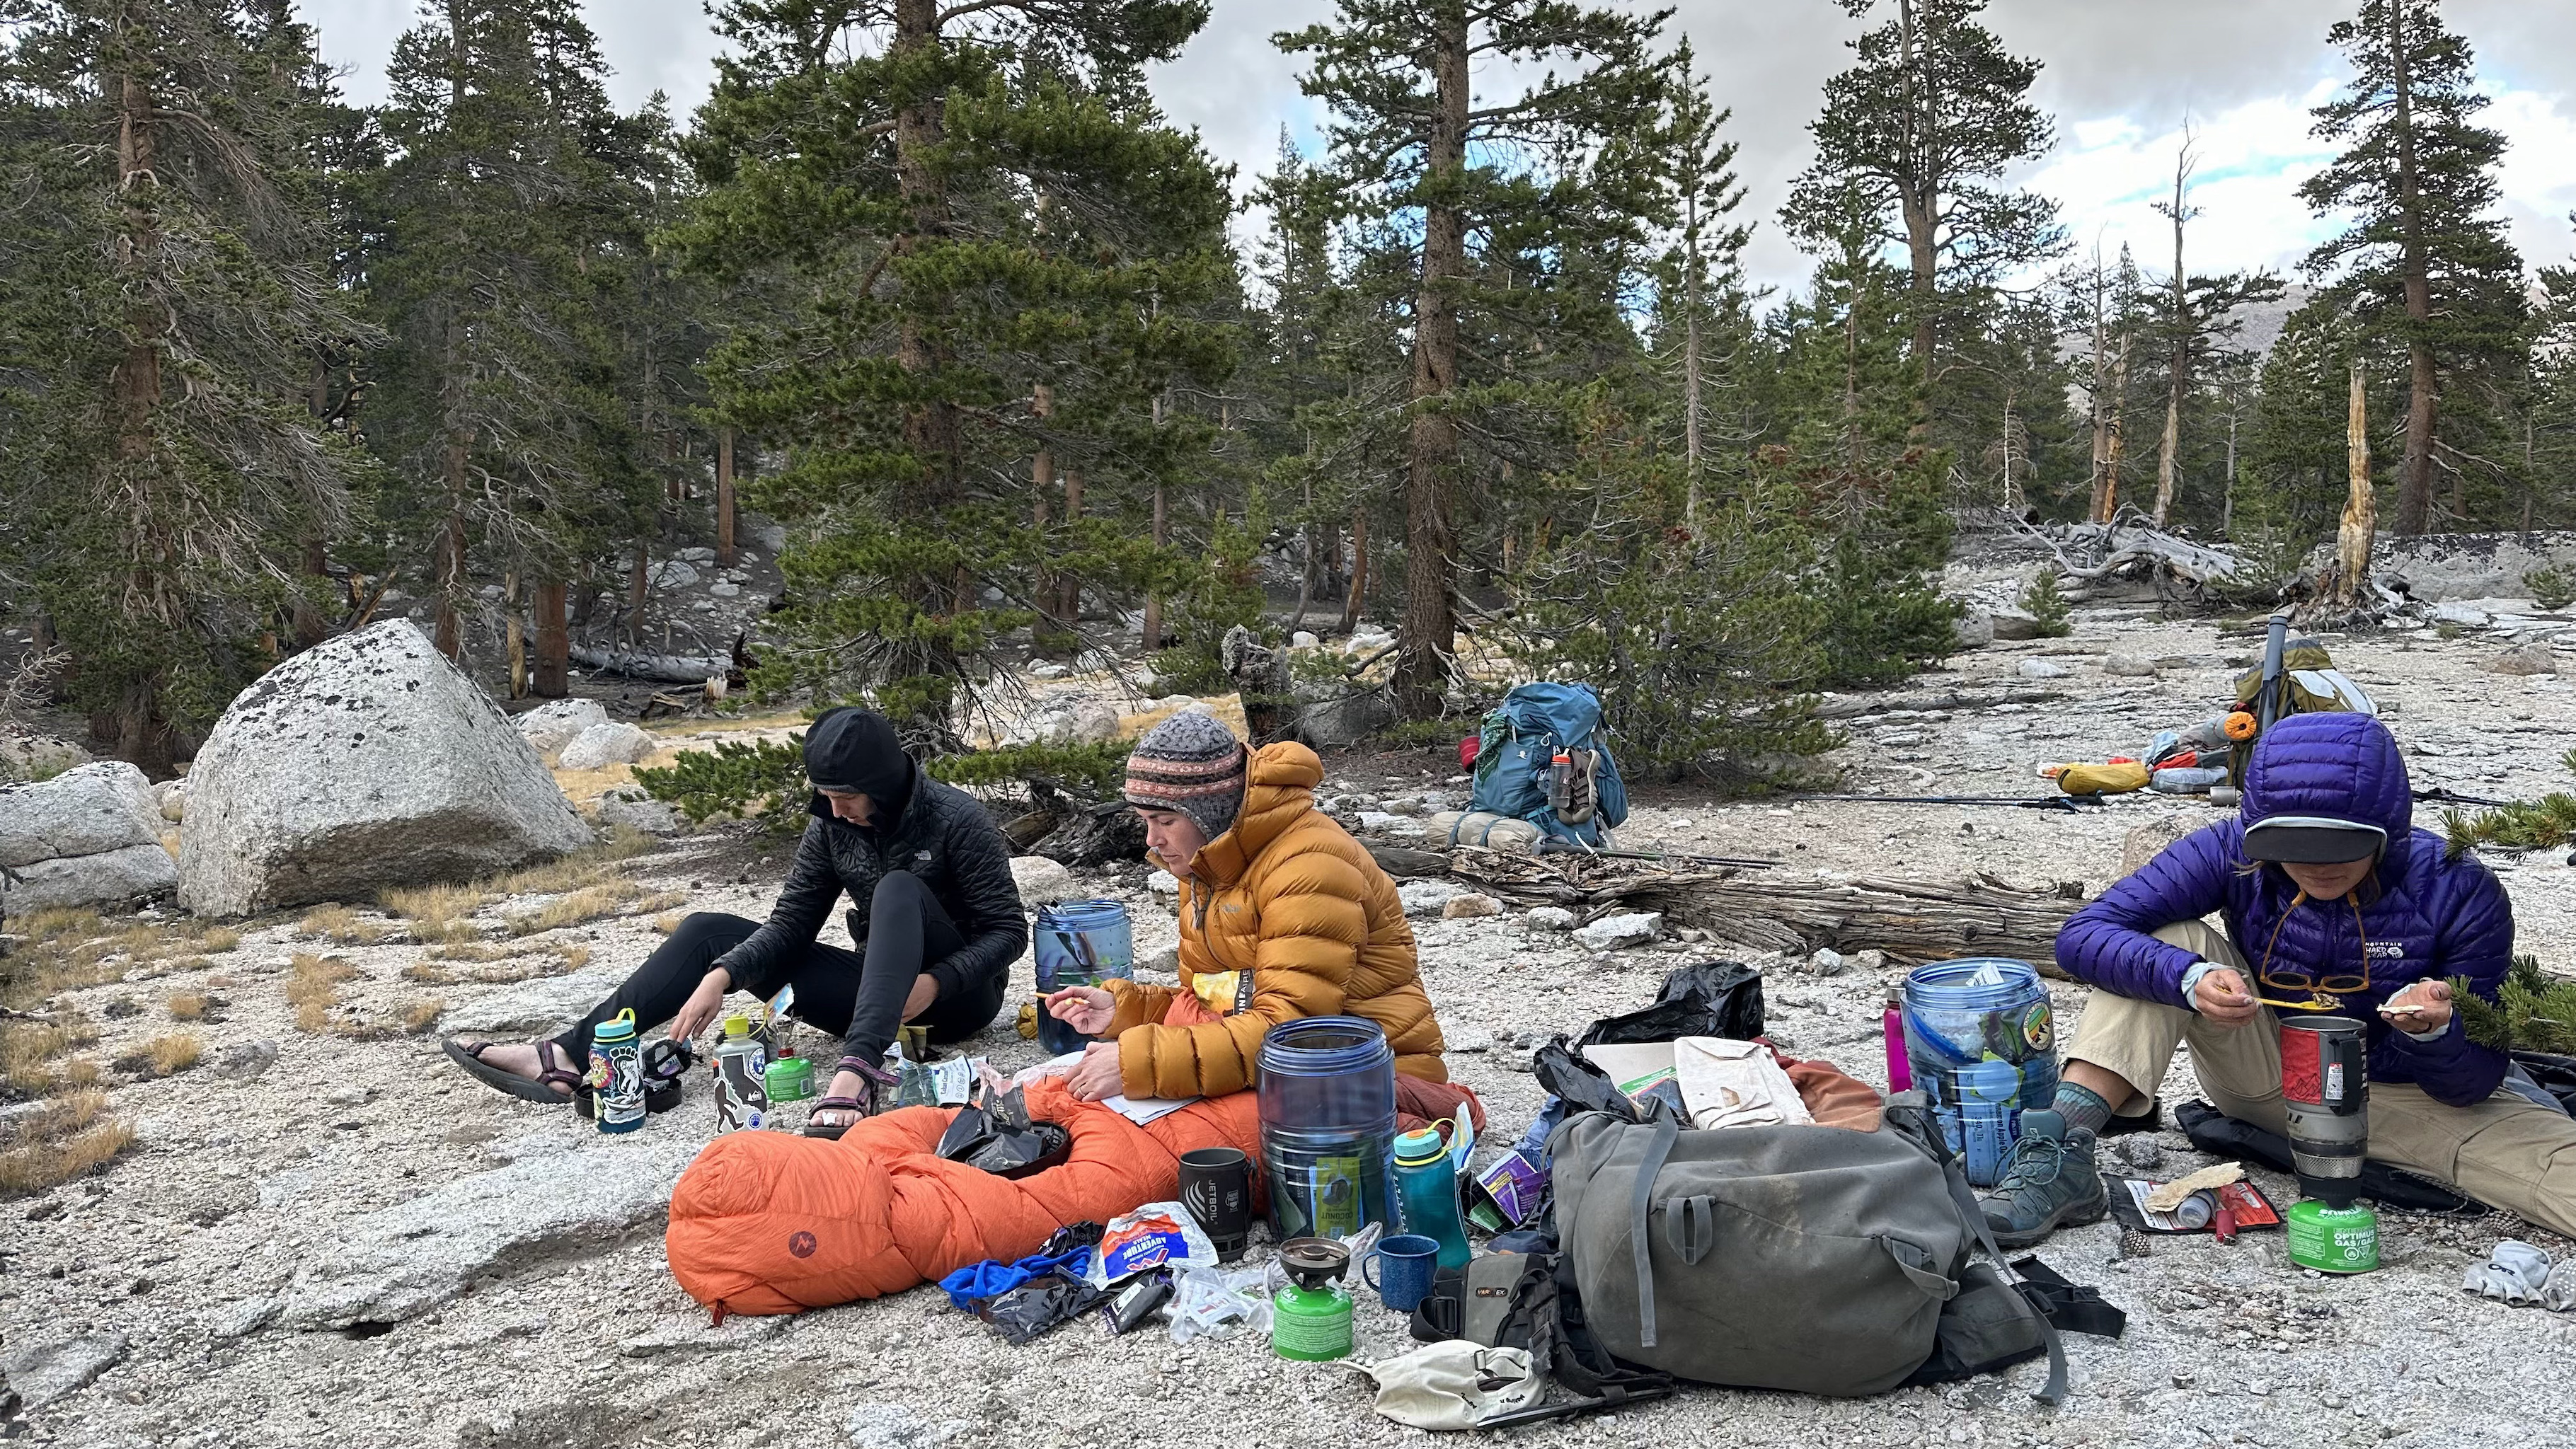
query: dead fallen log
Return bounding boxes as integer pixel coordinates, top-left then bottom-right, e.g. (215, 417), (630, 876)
(1437, 850), (2085, 971)
(568, 644), (731, 683)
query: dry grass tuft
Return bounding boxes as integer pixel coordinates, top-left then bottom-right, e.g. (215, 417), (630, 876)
(376, 882), (490, 944)
(401, 962), (459, 986)
(0, 1089), (135, 1197)
(653, 912), (684, 935)
(560, 944), (592, 971)
(505, 882), (639, 937)
(166, 991), (209, 1020)
(1, 1016), (100, 1095)
(146, 1033), (202, 1075)
(299, 904), (389, 946)
(286, 952), (359, 1034)
(199, 927), (241, 954)
(398, 998), (445, 1034)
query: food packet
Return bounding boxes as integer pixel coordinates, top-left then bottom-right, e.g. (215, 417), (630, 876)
(1084, 1201), (1217, 1288)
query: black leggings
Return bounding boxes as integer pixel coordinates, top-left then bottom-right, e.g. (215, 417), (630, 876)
(553, 871), (1004, 1068)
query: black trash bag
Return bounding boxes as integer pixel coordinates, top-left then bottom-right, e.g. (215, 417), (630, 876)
(2511, 1051), (2576, 1115)
(938, 1085), (1074, 1180)
(1575, 959), (1764, 1047)
(974, 1270), (1109, 1346)
(1040, 1220), (1105, 1259)
(1530, 1039), (1639, 1124)
(2173, 1099), (2488, 1216)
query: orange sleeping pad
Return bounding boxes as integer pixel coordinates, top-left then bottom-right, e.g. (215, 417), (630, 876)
(666, 1078), (1267, 1317)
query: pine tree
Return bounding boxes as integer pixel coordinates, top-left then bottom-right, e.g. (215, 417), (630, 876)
(2145, 137), (2287, 528)
(2301, 0), (2524, 536)
(1786, 0), (2064, 433)
(0, 1), (376, 771)
(674, 1), (1234, 737)
(1278, 0), (1673, 720)
(358, 0), (662, 672)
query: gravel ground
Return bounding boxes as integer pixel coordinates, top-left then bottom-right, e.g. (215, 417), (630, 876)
(6, 595), (2573, 1449)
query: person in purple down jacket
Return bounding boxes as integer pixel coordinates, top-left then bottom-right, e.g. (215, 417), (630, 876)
(1978, 711), (2576, 1247)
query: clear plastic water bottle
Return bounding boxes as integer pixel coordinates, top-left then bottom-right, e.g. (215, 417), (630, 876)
(713, 1015), (769, 1132)
(588, 1008), (645, 1134)
(1391, 1126), (1472, 1270)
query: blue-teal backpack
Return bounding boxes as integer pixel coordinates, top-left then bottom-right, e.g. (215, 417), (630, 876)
(1466, 683), (1629, 847)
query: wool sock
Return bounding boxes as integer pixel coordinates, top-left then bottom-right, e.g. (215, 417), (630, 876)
(2049, 1081), (2114, 1137)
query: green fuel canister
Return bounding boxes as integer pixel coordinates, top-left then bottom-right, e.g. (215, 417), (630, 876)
(2285, 1200), (2379, 1274)
(1271, 1237), (1355, 1361)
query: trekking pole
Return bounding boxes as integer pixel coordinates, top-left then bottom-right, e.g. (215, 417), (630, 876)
(1790, 793), (2109, 813)
(2413, 787), (2515, 809)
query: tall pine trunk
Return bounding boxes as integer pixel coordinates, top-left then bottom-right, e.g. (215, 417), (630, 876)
(533, 581), (568, 698)
(1894, 0), (1938, 410)
(109, 59), (178, 773)
(2390, 0), (2439, 536)
(2329, 361), (2377, 612)
(1396, 0), (1468, 719)
(1682, 197), (1704, 526)
(2086, 258), (2112, 522)
(2153, 150), (2190, 526)
(1342, 503), (1369, 636)
(715, 426), (737, 567)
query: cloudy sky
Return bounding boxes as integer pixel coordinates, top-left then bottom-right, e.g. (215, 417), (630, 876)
(310, 1), (2576, 297)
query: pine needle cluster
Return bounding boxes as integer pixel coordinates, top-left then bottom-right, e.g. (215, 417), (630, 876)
(2443, 750), (2576, 855)
(2451, 956), (2576, 1056)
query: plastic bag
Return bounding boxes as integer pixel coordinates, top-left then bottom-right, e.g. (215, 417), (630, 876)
(1576, 960), (1764, 1047)
(1085, 1202), (1218, 1288)
(936, 1083), (1073, 1180)
(1167, 1259), (1274, 1344)
(974, 1270), (1108, 1346)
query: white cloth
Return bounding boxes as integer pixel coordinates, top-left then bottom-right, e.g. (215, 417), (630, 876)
(1673, 1037), (1813, 1131)
(1364, 1342), (1544, 1430)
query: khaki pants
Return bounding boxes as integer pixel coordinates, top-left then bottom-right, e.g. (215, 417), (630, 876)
(2066, 920), (2576, 1239)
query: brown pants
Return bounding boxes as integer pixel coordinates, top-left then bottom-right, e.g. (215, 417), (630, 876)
(2066, 920), (2576, 1238)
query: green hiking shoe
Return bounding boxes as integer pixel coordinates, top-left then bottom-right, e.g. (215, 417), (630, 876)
(1978, 1109), (2107, 1249)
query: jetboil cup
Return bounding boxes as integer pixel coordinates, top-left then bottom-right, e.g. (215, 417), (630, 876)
(2278, 1015), (2368, 1206)
(1178, 1146), (1253, 1262)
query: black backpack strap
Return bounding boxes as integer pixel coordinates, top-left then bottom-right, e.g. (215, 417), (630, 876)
(1937, 1152), (2069, 1406)
(1627, 1112), (1680, 1349)
(2011, 1255), (2127, 1339)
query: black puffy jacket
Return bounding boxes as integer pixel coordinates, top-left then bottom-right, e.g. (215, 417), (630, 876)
(715, 766), (1028, 1005)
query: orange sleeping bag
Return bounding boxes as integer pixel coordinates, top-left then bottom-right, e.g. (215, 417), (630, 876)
(666, 1078), (1266, 1316)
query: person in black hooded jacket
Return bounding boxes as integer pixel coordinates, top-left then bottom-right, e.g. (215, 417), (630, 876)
(444, 707), (1027, 1128)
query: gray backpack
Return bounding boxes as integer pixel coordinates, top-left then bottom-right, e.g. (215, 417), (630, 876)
(1550, 1109), (2066, 1399)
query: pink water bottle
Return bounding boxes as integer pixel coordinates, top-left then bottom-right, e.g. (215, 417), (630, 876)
(1883, 986), (1912, 1092)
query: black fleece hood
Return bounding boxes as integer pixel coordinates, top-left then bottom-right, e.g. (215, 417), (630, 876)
(803, 707), (914, 809)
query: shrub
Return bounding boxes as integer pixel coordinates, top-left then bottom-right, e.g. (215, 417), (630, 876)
(2529, 564), (2575, 612)
(2022, 572), (2074, 637)
(2454, 956), (2576, 1055)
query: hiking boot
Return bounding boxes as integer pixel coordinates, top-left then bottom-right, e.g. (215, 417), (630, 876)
(1978, 1109), (2107, 1249)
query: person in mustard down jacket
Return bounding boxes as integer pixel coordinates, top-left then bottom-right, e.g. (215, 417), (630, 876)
(1042, 711), (1447, 1102)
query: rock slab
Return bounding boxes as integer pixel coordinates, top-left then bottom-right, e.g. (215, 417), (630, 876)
(2, 1332), (127, 1408)
(0, 762), (177, 908)
(557, 722), (660, 770)
(439, 967), (627, 1036)
(278, 1130), (701, 1329)
(178, 621), (592, 917)
(1009, 855), (1081, 906)
(515, 699), (610, 756)
(1575, 911), (1663, 951)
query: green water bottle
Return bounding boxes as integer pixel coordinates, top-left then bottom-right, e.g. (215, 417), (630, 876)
(1392, 1126), (1473, 1271)
(1272, 1237), (1355, 1362)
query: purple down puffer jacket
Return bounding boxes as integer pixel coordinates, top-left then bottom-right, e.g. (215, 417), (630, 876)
(2055, 712), (2512, 1107)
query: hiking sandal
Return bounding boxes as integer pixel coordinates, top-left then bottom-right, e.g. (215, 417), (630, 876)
(803, 1056), (900, 1140)
(444, 1037), (583, 1104)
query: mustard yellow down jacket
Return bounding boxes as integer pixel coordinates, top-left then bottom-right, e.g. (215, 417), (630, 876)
(1105, 741), (1447, 1099)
